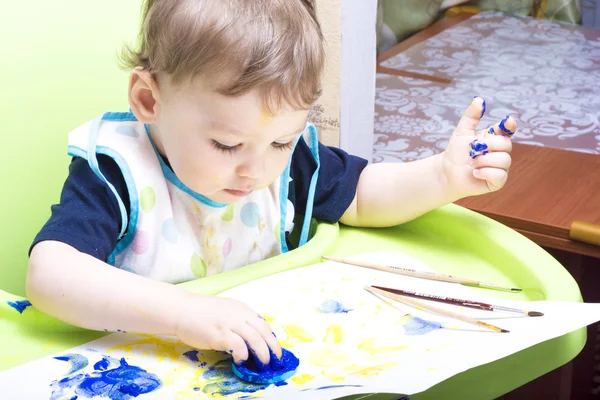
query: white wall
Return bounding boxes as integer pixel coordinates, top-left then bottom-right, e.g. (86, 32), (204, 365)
(339, 0), (377, 162)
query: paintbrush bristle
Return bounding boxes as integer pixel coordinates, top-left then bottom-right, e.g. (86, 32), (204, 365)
(527, 311), (544, 317)
(501, 329), (510, 333)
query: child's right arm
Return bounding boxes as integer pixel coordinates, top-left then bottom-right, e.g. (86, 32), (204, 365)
(27, 239), (280, 365)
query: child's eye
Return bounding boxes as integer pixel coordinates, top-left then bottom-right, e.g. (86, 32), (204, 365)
(212, 140), (240, 153)
(271, 140), (294, 151)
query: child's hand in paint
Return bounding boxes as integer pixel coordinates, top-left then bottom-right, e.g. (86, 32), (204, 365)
(441, 97), (516, 197)
(174, 292), (282, 366)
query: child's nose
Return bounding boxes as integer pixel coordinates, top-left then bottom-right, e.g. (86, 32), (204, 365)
(236, 155), (265, 179)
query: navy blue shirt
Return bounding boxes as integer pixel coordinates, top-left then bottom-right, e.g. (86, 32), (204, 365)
(31, 138), (368, 262)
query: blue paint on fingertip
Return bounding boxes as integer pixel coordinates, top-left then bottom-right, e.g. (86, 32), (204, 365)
(474, 96), (486, 118)
(470, 140), (488, 152)
(498, 116), (514, 135)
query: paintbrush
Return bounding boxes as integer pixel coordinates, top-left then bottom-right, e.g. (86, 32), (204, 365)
(372, 285), (543, 317)
(323, 256), (521, 292)
(366, 286), (510, 333)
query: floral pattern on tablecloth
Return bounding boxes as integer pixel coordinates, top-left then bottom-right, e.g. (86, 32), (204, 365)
(375, 12), (600, 163)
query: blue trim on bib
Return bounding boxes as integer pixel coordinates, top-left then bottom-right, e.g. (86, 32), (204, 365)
(84, 117), (129, 239)
(67, 143), (140, 265)
(298, 123), (320, 247)
(278, 133), (304, 253)
(102, 111), (138, 122)
(144, 124), (227, 209)
(277, 122), (320, 252)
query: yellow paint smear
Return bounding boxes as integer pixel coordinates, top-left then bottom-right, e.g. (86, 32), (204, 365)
(258, 111), (273, 127)
(284, 324), (314, 342)
(358, 338), (408, 356)
(323, 372), (346, 383)
(107, 337), (182, 362)
(309, 348), (350, 367)
(291, 373), (316, 384)
(346, 362), (397, 377)
(324, 325), (343, 344)
(278, 339), (295, 349)
(261, 314), (275, 323)
(358, 338), (375, 352)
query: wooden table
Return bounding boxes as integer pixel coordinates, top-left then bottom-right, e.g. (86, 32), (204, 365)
(377, 11), (600, 400)
(456, 144), (600, 259)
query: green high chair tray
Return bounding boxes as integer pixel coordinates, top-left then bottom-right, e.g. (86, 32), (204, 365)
(0, 204), (585, 400)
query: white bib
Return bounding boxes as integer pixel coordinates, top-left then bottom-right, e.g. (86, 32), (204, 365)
(67, 112), (320, 284)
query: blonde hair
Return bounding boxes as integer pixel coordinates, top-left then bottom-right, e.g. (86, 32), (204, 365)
(121, 0), (325, 111)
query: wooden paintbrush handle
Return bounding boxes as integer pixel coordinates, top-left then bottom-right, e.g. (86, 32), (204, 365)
(366, 286), (508, 333)
(331, 256), (476, 285)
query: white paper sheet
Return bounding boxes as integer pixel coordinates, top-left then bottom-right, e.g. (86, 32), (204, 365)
(2, 251), (599, 399)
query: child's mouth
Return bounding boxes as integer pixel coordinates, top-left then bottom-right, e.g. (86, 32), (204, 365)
(224, 189), (253, 197)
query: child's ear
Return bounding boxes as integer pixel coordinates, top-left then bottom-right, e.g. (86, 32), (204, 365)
(128, 68), (160, 124)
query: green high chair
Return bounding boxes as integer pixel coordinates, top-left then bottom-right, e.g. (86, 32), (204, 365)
(0, 2), (586, 399)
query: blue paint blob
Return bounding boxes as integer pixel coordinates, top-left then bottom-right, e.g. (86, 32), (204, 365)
(55, 354), (89, 375)
(193, 387), (200, 391)
(232, 348), (299, 385)
(403, 316), (443, 335)
(183, 350), (199, 363)
(94, 357), (111, 371)
(115, 125), (140, 138)
(50, 357), (161, 400)
(470, 140), (488, 152)
(161, 218), (178, 244)
(318, 299), (352, 314)
(7, 300), (32, 314)
(202, 360), (268, 396)
(488, 127), (495, 135)
(240, 202), (260, 227)
(498, 116), (514, 135)
(275, 381), (288, 387)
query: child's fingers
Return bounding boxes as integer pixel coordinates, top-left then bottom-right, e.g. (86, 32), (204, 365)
(473, 167), (509, 190)
(223, 331), (249, 365)
(233, 323), (271, 366)
(486, 116), (517, 137)
(248, 317), (283, 360)
(469, 135), (512, 157)
(469, 151), (512, 170)
(454, 96), (486, 136)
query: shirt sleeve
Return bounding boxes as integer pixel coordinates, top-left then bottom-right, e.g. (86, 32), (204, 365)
(29, 155), (130, 262)
(289, 137), (368, 223)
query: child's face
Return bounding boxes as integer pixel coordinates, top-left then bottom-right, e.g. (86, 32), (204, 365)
(151, 79), (309, 204)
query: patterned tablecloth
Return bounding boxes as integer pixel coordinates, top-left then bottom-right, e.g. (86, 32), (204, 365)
(374, 12), (600, 163)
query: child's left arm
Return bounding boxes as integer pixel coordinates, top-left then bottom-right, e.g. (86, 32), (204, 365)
(340, 97), (516, 227)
